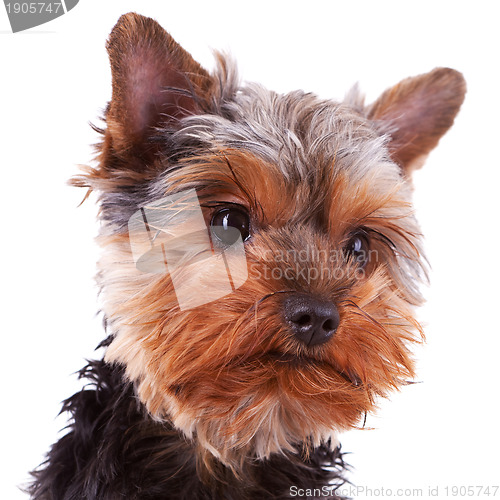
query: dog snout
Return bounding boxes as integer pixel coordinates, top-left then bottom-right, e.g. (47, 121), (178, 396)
(282, 293), (339, 347)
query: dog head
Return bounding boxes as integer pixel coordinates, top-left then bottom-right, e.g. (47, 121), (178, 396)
(73, 13), (465, 470)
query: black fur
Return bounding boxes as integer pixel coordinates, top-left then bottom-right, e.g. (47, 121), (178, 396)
(29, 358), (349, 499)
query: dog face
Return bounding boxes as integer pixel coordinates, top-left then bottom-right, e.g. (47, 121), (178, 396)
(74, 13), (465, 469)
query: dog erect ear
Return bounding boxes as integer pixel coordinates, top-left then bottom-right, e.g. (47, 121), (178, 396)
(104, 12), (213, 169)
(367, 68), (466, 174)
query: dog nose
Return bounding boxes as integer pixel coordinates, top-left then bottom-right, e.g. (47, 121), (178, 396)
(283, 294), (340, 347)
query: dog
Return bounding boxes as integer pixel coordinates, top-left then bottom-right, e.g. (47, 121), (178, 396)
(29, 12), (465, 499)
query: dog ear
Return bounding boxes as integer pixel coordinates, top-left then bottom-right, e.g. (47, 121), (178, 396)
(367, 68), (466, 174)
(102, 12), (213, 173)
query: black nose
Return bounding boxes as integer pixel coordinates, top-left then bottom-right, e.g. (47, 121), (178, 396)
(282, 294), (340, 347)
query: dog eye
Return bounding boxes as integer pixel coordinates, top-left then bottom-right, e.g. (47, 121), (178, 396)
(344, 233), (370, 268)
(210, 207), (250, 245)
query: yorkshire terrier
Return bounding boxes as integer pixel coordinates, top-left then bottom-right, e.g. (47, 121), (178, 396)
(29, 12), (465, 500)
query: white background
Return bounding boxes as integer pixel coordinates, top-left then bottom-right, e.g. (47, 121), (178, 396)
(1, 1), (499, 498)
